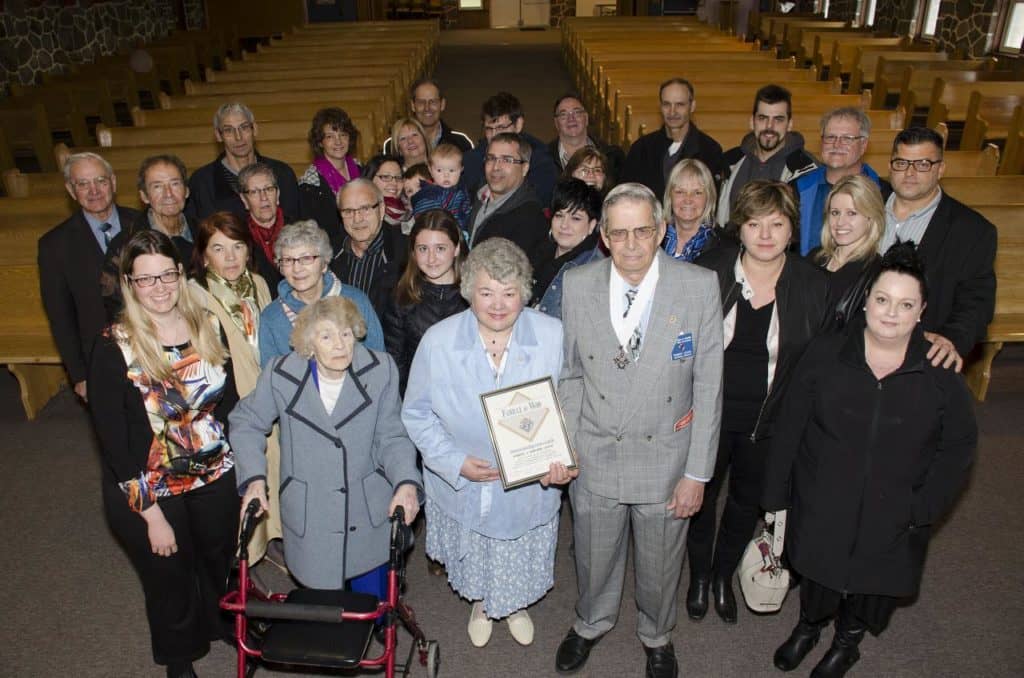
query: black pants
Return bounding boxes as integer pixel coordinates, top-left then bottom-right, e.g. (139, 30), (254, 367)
(686, 430), (769, 578)
(104, 469), (239, 666)
(800, 577), (901, 636)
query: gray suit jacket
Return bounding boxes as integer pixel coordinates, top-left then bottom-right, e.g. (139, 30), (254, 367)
(230, 345), (422, 589)
(559, 250), (723, 503)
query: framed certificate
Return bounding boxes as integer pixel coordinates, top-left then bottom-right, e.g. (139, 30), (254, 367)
(479, 377), (578, 489)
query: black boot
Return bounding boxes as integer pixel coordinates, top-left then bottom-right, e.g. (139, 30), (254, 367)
(773, 614), (826, 671)
(685, 571), (710, 621)
(711, 571), (737, 623)
(810, 613), (866, 678)
(166, 661), (198, 678)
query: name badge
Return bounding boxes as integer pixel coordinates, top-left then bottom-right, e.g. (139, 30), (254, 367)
(671, 332), (694, 361)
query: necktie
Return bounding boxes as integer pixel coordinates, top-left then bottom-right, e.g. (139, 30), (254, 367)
(624, 288), (642, 361)
(99, 222), (113, 252)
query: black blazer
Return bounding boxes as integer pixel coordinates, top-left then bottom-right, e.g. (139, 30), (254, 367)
(916, 194), (997, 356)
(621, 123), (725, 198)
(186, 153), (300, 223)
(328, 222), (409, 318)
(38, 206), (140, 383)
(467, 182), (548, 258)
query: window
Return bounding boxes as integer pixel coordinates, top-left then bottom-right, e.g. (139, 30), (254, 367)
(459, 0), (483, 8)
(920, 0), (941, 38)
(863, 0), (878, 27)
(1000, 1), (1024, 52)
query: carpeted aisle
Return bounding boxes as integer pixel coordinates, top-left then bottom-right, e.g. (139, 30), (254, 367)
(2, 28), (1022, 678)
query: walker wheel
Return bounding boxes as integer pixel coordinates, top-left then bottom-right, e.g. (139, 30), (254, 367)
(425, 640), (440, 678)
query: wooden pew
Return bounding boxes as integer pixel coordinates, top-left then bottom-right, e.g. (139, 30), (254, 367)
(941, 176), (1024, 204)
(899, 64), (1012, 113)
(848, 48), (946, 95)
(779, 21), (850, 59)
(0, 103), (58, 172)
(54, 141), (317, 177)
(961, 91), (1024, 150)
(751, 11), (823, 44)
(925, 80), (1024, 129)
(6, 84), (91, 147)
(2, 169), (145, 209)
(183, 73), (406, 116)
(825, 36), (913, 81)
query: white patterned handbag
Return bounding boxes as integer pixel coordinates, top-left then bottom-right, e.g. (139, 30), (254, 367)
(738, 510), (790, 613)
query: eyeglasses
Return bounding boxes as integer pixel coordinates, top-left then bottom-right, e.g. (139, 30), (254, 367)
(219, 122), (254, 137)
(277, 254), (321, 268)
(484, 154), (526, 166)
(821, 134), (865, 146)
(374, 173), (402, 183)
(241, 185), (278, 197)
(70, 176), (111, 191)
(130, 269), (181, 287)
(484, 120), (516, 135)
(555, 108), (586, 120)
(605, 226), (659, 242)
(413, 97), (441, 109)
(890, 158), (941, 172)
(576, 165), (605, 177)
(340, 202), (381, 219)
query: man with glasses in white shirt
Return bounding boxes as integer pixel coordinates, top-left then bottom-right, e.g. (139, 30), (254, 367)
(547, 93), (624, 179)
(467, 133), (549, 258)
(792, 106), (891, 255)
(882, 126), (996, 372)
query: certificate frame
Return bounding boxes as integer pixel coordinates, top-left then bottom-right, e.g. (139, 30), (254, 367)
(479, 376), (578, 489)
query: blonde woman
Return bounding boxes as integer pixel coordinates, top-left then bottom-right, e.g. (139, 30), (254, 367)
(89, 230), (239, 678)
(810, 174), (886, 331)
(391, 116), (432, 169)
(662, 158), (720, 262)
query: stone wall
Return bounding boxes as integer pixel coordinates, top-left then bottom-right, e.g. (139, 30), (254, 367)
(934, 0), (998, 56)
(874, 0), (917, 35)
(183, 0), (206, 31)
(827, 0), (858, 22)
(0, 0), (178, 92)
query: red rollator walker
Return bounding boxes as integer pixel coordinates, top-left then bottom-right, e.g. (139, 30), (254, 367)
(220, 500), (440, 678)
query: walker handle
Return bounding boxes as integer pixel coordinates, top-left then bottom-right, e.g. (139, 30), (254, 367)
(237, 499), (263, 562)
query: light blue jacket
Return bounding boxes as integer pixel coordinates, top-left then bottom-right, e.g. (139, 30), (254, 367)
(401, 307), (564, 540)
(258, 271), (384, 367)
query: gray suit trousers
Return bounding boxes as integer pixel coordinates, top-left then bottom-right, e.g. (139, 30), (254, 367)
(570, 482), (689, 647)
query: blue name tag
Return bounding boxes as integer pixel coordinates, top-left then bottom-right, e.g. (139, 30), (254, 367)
(672, 332), (694, 360)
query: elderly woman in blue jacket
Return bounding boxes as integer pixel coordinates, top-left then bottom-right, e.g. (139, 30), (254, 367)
(402, 237), (576, 649)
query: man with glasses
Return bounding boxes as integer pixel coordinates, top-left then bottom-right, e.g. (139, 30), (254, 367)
(186, 101), (299, 221)
(622, 78), (725, 200)
(330, 178), (409, 315)
(382, 78), (474, 155)
(39, 152), (140, 403)
(717, 85), (817, 225)
(547, 93), (624, 178)
(462, 92), (560, 206)
(556, 182), (723, 678)
(467, 133), (548, 257)
(882, 126), (996, 370)
(791, 107), (890, 255)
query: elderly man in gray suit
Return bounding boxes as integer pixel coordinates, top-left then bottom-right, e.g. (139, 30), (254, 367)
(555, 182), (723, 678)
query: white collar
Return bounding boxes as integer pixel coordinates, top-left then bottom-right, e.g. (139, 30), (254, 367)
(609, 255), (660, 350)
(733, 252), (755, 301)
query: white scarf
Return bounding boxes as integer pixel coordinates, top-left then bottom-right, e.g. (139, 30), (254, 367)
(609, 255), (660, 352)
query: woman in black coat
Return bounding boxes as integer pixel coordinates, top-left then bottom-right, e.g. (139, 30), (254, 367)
(686, 180), (829, 624)
(382, 209), (467, 395)
(763, 242), (976, 677)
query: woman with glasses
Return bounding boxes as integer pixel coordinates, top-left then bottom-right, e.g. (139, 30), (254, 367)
(299, 107), (362, 235)
(562, 147), (613, 194)
(89, 230), (240, 678)
(809, 175), (885, 332)
(662, 158), (721, 262)
(685, 180), (828, 625)
(258, 220), (384, 366)
(365, 154), (413, 233)
(239, 162), (290, 294)
(391, 117), (432, 170)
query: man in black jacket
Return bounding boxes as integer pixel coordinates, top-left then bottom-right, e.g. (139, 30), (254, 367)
(621, 78), (725, 199)
(882, 126), (997, 369)
(382, 78), (474, 154)
(186, 101), (299, 221)
(330, 178), (409, 316)
(547, 93), (625, 180)
(468, 133), (548, 258)
(38, 152), (139, 402)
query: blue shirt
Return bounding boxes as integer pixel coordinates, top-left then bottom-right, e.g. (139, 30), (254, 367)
(83, 209), (123, 253)
(794, 164), (883, 255)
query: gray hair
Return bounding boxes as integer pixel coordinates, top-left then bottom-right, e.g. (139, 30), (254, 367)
(488, 132), (533, 163)
(213, 101), (255, 130)
(460, 237), (533, 302)
(600, 182), (664, 234)
(821, 106), (872, 137)
(274, 219), (333, 263)
(63, 152), (113, 184)
(663, 158), (716, 226)
(290, 296), (367, 358)
(337, 177), (384, 208)
(237, 162), (275, 193)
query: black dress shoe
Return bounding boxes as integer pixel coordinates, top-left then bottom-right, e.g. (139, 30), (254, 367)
(166, 662), (197, 678)
(773, 618), (824, 671)
(711, 572), (737, 623)
(644, 642), (679, 678)
(555, 628), (600, 674)
(686, 573), (710, 620)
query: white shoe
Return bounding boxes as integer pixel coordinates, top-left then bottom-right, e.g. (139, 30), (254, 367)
(507, 609), (534, 646)
(467, 601), (493, 647)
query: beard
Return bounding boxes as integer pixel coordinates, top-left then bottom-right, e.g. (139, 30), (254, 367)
(757, 131), (782, 153)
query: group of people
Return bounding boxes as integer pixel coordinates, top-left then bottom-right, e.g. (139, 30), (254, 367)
(37, 74), (994, 678)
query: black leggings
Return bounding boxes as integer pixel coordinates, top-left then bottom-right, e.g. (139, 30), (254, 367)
(104, 470), (239, 666)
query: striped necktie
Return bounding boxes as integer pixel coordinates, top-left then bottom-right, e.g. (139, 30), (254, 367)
(624, 288), (642, 361)
(99, 222), (113, 252)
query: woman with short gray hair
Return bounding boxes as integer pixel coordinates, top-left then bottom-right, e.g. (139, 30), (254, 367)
(402, 237), (576, 649)
(258, 220), (384, 366)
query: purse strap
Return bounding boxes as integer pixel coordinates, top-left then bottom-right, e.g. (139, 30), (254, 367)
(764, 510), (787, 558)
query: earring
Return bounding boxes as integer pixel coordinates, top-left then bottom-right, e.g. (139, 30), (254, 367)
(862, 306), (866, 312)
